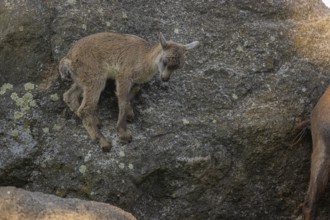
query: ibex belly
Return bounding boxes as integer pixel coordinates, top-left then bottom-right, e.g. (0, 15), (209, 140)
(104, 63), (120, 80)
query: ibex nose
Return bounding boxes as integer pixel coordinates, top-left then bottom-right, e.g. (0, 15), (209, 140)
(161, 76), (170, 82)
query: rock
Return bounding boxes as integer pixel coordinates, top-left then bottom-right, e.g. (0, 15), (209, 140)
(0, 186), (136, 220)
(0, 0), (52, 85)
(1, 0), (330, 219)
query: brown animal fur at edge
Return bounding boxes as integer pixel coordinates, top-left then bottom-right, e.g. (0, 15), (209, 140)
(302, 86), (330, 220)
(59, 32), (199, 152)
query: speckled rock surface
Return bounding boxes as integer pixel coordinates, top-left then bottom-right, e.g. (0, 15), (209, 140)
(1, 0), (330, 219)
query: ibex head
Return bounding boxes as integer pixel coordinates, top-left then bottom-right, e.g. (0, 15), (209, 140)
(157, 33), (199, 82)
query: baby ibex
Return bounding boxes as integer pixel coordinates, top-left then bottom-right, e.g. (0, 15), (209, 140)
(302, 86), (330, 220)
(59, 32), (199, 151)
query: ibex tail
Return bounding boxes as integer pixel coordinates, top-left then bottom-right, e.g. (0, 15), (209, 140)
(59, 58), (73, 81)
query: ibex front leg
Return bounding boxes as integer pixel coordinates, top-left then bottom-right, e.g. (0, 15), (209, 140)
(116, 78), (133, 143)
(126, 85), (140, 122)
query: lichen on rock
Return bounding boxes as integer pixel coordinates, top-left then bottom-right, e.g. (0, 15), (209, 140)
(0, 0), (330, 220)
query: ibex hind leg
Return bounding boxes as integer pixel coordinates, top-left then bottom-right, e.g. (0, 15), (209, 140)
(303, 147), (330, 220)
(116, 79), (133, 144)
(78, 81), (111, 152)
(63, 83), (82, 115)
(63, 82), (101, 127)
(81, 113), (111, 152)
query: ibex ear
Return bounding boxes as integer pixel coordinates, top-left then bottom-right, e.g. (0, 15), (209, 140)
(184, 41), (200, 50)
(159, 32), (168, 49)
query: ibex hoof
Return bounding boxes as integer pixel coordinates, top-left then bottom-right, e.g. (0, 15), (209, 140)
(118, 130), (132, 144)
(126, 107), (135, 123)
(99, 138), (112, 152)
(95, 117), (102, 128)
(101, 145), (112, 152)
(126, 113), (135, 123)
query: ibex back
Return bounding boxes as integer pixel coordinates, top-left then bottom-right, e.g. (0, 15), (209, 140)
(59, 32), (199, 151)
(303, 86), (330, 219)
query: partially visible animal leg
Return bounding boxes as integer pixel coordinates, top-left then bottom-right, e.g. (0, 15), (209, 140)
(78, 80), (111, 152)
(126, 85), (140, 122)
(303, 143), (330, 220)
(116, 79), (132, 143)
(63, 83), (82, 115)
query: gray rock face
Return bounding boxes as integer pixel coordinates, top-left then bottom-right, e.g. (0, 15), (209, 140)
(0, 186), (136, 220)
(1, 0), (330, 219)
(0, 0), (52, 84)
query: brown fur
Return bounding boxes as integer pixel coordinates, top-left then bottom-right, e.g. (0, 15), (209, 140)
(59, 32), (199, 151)
(302, 86), (330, 220)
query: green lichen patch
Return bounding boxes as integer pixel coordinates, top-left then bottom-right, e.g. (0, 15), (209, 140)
(119, 163), (125, 169)
(182, 118), (190, 125)
(42, 127), (49, 134)
(10, 92), (19, 100)
(54, 189), (63, 197)
(67, 0), (76, 5)
(29, 100), (37, 107)
(50, 93), (60, 102)
(231, 94), (238, 100)
(11, 129), (19, 138)
(122, 11), (128, 19)
(81, 181), (90, 195)
(23, 119), (31, 129)
(23, 92), (33, 100)
(24, 82), (35, 91)
(14, 111), (24, 120)
(0, 83), (13, 95)
(10, 91), (37, 120)
(79, 165), (87, 174)
(53, 124), (61, 131)
(119, 151), (125, 157)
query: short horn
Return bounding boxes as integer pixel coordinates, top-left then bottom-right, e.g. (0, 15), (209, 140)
(159, 32), (168, 49)
(184, 41), (200, 50)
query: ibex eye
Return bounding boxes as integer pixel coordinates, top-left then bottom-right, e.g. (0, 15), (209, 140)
(163, 58), (169, 65)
